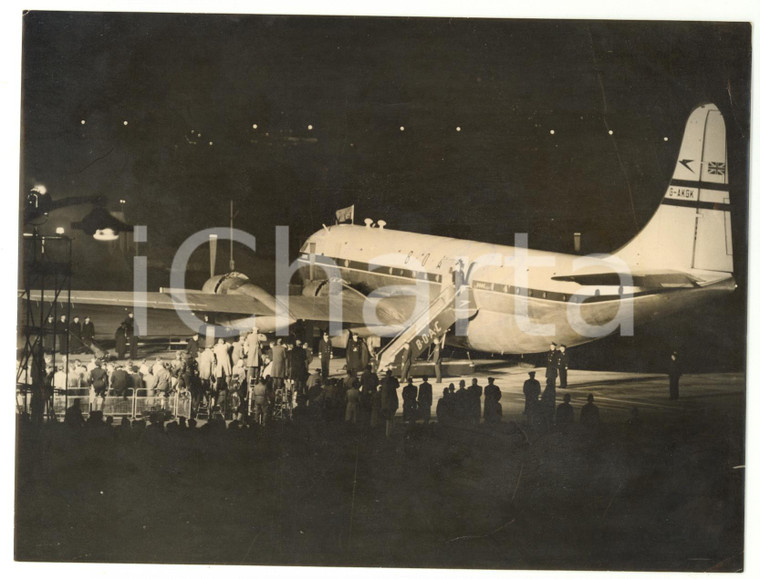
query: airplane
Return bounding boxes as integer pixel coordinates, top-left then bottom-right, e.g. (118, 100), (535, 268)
(23, 103), (736, 374)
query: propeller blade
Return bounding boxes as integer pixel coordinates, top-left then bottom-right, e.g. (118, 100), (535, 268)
(209, 233), (218, 278)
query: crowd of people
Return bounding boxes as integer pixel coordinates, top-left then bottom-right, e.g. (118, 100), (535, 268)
(24, 323), (512, 437)
(44, 357), (611, 443)
(22, 314), (620, 437)
(24, 326), (377, 428)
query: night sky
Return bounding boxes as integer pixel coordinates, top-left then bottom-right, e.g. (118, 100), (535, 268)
(19, 13), (751, 369)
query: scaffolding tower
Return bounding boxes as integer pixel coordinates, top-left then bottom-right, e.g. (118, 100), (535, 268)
(17, 231), (72, 416)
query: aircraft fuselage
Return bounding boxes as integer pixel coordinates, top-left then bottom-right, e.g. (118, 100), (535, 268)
(296, 224), (735, 354)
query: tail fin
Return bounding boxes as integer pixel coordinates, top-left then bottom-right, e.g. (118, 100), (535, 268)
(615, 103), (733, 273)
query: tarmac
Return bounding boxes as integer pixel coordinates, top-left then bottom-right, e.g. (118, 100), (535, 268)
(449, 365), (745, 425)
(15, 350), (746, 570)
(301, 352), (745, 425)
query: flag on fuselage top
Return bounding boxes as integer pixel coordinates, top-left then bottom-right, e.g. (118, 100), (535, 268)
(335, 205), (355, 224)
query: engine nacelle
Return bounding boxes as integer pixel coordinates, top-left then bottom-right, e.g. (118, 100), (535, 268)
(201, 271), (251, 294)
(199, 271), (288, 334)
(301, 278), (332, 297)
(201, 271), (275, 308)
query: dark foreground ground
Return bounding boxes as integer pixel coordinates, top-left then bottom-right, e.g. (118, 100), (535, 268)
(15, 381), (744, 572)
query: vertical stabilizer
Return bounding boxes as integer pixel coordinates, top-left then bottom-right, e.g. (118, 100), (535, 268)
(615, 104), (733, 273)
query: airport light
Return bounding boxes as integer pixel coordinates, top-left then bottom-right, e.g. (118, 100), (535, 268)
(25, 188), (124, 233)
(93, 228), (119, 241)
(25, 185), (52, 221)
(72, 205), (133, 241)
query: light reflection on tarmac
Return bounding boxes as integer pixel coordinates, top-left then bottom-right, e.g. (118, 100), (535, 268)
(467, 368), (743, 423)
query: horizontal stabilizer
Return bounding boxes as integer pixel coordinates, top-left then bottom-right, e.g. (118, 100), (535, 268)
(551, 271), (700, 289)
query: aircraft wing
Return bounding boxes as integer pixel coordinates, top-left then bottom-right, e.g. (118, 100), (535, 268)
(24, 289), (422, 329)
(26, 290), (276, 316)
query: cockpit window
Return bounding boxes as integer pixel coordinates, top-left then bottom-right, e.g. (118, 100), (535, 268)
(299, 241), (317, 253)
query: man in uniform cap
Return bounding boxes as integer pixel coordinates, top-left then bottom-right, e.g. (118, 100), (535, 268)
(81, 316), (95, 350)
(483, 377), (502, 424)
(523, 371), (541, 425)
(124, 311), (139, 360)
(345, 332), (369, 375)
(545, 342), (558, 389)
(468, 377), (483, 423)
(69, 315), (84, 353)
(185, 334), (200, 359)
(114, 322), (128, 360)
(557, 344), (569, 389)
(417, 376), (433, 425)
(380, 369), (400, 437)
(318, 332), (332, 379)
(89, 359), (108, 410)
(244, 328), (261, 384)
(58, 314), (69, 355)
(290, 338), (309, 396)
(402, 377), (418, 423)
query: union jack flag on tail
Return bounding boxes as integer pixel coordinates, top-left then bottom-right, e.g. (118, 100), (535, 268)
(708, 161), (726, 175)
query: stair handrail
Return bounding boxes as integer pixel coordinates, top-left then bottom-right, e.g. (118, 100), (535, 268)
(375, 283), (462, 371)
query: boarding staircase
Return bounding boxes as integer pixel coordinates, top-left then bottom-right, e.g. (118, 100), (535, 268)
(375, 283), (476, 375)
